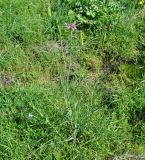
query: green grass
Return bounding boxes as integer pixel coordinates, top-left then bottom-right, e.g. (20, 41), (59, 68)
(0, 0), (145, 159)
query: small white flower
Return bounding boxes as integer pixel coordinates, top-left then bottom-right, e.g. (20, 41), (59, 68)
(28, 113), (33, 118)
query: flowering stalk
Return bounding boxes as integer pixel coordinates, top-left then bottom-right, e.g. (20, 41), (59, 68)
(48, 6), (51, 17)
(65, 23), (77, 48)
(70, 30), (73, 46)
(80, 31), (84, 46)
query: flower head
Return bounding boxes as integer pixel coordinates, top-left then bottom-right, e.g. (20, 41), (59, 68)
(28, 113), (33, 119)
(66, 23), (77, 30)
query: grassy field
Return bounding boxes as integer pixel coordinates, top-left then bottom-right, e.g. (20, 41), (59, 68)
(0, 0), (145, 159)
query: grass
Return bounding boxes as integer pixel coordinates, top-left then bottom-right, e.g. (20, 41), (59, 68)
(0, 0), (145, 159)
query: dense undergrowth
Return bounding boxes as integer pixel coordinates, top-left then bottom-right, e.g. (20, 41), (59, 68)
(0, 0), (145, 159)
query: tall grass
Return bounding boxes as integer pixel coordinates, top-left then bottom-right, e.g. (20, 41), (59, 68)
(0, 0), (145, 159)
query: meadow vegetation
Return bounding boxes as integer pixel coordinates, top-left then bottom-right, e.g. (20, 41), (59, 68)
(0, 0), (145, 159)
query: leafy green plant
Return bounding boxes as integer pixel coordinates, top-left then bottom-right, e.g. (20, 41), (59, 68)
(67, 0), (126, 30)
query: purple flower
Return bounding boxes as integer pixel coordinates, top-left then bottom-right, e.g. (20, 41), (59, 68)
(66, 23), (77, 30)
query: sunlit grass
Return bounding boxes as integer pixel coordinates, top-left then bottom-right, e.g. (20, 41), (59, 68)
(0, 0), (145, 159)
